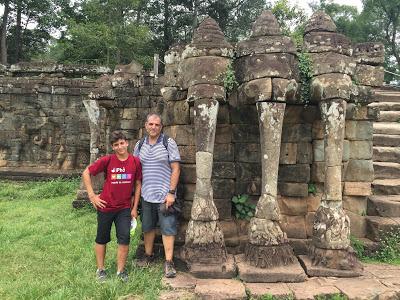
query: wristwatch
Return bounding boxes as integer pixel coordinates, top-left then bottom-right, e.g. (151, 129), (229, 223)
(168, 189), (176, 194)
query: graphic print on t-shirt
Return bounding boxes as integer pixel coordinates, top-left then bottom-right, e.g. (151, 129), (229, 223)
(110, 167), (132, 184)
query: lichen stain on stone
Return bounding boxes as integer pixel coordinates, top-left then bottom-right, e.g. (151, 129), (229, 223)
(197, 101), (219, 129)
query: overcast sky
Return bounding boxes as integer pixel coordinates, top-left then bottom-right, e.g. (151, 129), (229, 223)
(289, 0), (363, 14)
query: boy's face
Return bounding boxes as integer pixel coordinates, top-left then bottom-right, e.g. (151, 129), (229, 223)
(111, 139), (129, 155)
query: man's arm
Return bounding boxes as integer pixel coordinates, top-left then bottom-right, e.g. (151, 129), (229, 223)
(131, 180), (142, 218)
(165, 162), (180, 208)
(82, 167), (107, 209)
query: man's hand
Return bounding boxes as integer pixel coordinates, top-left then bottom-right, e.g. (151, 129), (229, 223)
(89, 194), (107, 209)
(165, 193), (175, 209)
(131, 207), (138, 219)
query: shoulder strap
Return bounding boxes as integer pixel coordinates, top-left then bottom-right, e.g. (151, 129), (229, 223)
(104, 155), (112, 179)
(138, 134), (169, 152)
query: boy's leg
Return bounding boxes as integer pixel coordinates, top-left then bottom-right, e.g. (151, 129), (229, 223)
(95, 243), (107, 270)
(115, 208), (131, 273)
(95, 210), (113, 270)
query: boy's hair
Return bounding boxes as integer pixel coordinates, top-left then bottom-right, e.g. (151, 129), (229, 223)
(110, 130), (128, 145)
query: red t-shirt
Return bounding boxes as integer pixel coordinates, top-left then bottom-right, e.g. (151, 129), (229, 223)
(88, 154), (142, 213)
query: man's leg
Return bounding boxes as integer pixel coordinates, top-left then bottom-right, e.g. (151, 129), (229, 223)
(95, 243), (107, 270)
(162, 235), (175, 261)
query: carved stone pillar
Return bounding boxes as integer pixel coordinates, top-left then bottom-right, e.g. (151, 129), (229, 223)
(180, 17), (236, 278)
(235, 11), (306, 282)
(298, 11), (363, 277)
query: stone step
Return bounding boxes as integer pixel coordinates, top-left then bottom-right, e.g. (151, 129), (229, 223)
(373, 134), (400, 147)
(372, 89), (400, 102)
(369, 101), (400, 111)
(366, 216), (400, 241)
(377, 111), (400, 122)
(367, 195), (400, 217)
(373, 146), (400, 163)
(374, 162), (400, 179)
(373, 122), (400, 135)
(372, 179), (400, 195)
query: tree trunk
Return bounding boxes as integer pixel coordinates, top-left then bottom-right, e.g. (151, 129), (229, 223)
(15, 0), (22, 63)
(1, 0), (10, 65)
(163, 0), (171, 51)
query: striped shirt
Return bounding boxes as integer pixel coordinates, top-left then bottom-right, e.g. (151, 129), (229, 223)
(133, 134), (181, 203)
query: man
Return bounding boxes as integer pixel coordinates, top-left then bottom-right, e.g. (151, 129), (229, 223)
(133, 113), (181, 278)
(82, 130), (142, 282)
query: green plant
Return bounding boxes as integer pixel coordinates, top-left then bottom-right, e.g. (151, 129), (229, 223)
(232, 194), (255, 220)
(350, 235), (365, 258)
(308, 183), (317, 195)
(223, 62), (238, 94)
(374, 229), (400, 263)
(297, 51), (313, 104)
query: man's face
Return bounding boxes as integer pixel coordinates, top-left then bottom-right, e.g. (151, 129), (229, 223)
(111, 139), (129, 155)
(145, 115), (162, 138)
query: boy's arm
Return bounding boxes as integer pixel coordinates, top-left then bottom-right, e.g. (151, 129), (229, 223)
(131, 179), (142, 218)
(82, 167), (107, 209)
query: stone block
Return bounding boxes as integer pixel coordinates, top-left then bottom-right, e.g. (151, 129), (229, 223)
(343, 140), (350, 162)
(217, 104), (230, 124)
(282, 124), (312, 143)
(188, 84), (225, 103)
(355, 65), (384, 87)
(236, 35), (296, 56)
(304, 32), (352, 55)
(212, 179), (235, 199)
(212, 162), (236, 179)
(164, 125), (195, 145)
(272, 78), (298, 102)
(235, 53), (298, 83)
(343, 196), (367, 215)
(312, 120), (324, 139)
(178, 145), (196, 163)
(232, 124), (259, 143)
(306, 212), (315, 237)
(313, 140), (324, 162)
(214, 143), (234, 162)
(310, 73), (353, 101)
(298, 255), (362, 277)
(310, 52), (356, 76)
(307, 194), (322, 212)
(343, 182), (372, 196)
(245, 283), (292, 299)
(173, 100), (190, 125)
(344, 160), (374, 182)
(280, 215), (307, 238)
(283, 105), (318, 124)
(349, 140), (373, 160)
(229, 105), (258, 124)
(346, 103), (378, 120)
(180, 164), (196, 183)
(122, 108), (137, 119)
(311, 162), (325, 183)
(297, 143), (313, 164)
(346, 210), (367, 238)
(182, 183), (195, 201)
(277, 195), (308, 216)
(280, 143), (297, 165)
(194, 278), (246, 299)
(345, 121), (373, 141)
(278, 182), (308, 197)
(278, 164), (310, 183)
(237, 78), (272, 102)
(235, 143), (260, 163)
(235, 178), (261, 196)
(236, 163), (261, 180)
(215, 125), (232, 144)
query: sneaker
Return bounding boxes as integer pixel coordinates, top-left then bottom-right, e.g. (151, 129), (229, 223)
(96, 269), (107, 282)
(117, 270), (129, 283)
(164, 260), (176, 278)
(136, 254), (155, 267)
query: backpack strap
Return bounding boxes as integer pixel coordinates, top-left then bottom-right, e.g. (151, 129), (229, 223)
(103, 154), (112, 179)
(137, 134), (169, 152)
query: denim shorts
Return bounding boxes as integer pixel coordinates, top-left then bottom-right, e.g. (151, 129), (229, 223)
(95, 208), (131, 245)
(141, 201), (177, 236)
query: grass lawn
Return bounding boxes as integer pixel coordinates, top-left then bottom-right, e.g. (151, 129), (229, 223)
(0, 179), (163, 300)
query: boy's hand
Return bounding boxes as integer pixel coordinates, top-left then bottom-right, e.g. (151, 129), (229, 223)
(131, 207), (138, 219)
(89, 194), (107, 209)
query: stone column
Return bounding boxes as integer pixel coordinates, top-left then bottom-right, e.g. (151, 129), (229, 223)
(235, 11), (306, 282)
(299, 11), (363, 277)
(180, 17), (236, 278)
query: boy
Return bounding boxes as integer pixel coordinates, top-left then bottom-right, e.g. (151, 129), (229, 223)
(82, 130), (142, 282)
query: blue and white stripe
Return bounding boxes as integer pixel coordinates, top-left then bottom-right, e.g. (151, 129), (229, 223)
(133, 134), (181, 203)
